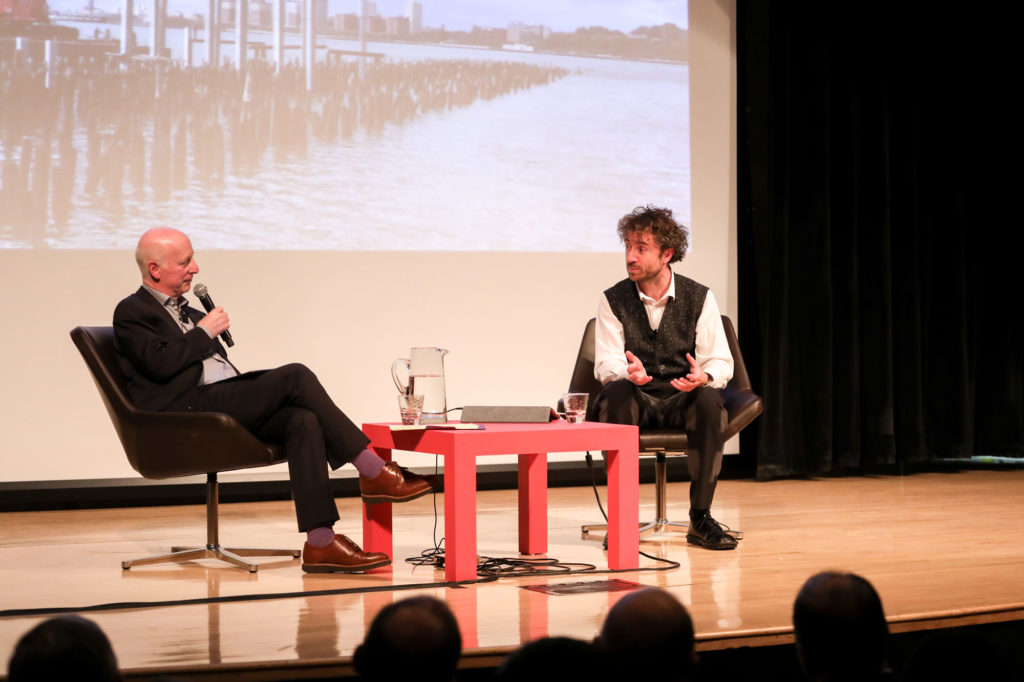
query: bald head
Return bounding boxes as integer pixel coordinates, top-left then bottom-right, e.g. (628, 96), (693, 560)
(134, 227), (199, 297)
(135, 227), (188, 278)
(597, 588), (696, 680)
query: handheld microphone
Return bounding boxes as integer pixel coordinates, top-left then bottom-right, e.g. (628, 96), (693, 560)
(192, 283), (234, 347)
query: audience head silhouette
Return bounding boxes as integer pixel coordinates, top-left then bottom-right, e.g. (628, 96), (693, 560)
(793, 571), (888, 682)
(491, 636), (611, 682)
(7, 615), (122, 682)
(902, 630), (1013, 682)
(596, 587), (697, 681)
(354, 596), (462, 682)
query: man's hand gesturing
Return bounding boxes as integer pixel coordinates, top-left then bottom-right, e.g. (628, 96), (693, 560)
(670, 352), (709, 393)
(625, 350), (653, 386)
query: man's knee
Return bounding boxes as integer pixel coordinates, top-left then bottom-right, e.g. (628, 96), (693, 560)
(600, 379), (637, 404)
(272, 363), (321, 392)
(692, 387), (725, 421)
(279, 362), (315, 380)
(592, 379), (639, 423)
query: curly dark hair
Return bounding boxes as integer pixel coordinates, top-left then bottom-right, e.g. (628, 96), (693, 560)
(616, 205), (689, 264)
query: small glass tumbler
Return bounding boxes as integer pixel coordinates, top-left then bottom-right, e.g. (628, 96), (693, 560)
(562, 392), (589, 423)
(398, 394), (425, 425)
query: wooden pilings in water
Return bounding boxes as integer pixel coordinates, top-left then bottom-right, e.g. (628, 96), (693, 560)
(1, 52), (568, 242)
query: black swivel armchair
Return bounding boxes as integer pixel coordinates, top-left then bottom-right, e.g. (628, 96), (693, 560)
(566, 316), (763, 538)
(70, 326), (301, 572)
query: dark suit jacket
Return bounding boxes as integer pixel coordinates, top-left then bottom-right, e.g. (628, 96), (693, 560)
(113, 287), (230, 411)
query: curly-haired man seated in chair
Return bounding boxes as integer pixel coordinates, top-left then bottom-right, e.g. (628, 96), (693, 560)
(113, 227), (440, 573)
(592, 206), (737, 550)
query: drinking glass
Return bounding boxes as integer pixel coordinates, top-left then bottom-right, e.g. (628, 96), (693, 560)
(398, 394), (425, 425)
(562, 393), (589, 423)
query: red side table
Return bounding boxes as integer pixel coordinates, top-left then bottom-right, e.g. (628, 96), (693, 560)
(361, 421), (640, 582)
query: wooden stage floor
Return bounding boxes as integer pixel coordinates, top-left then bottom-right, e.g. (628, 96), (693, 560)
(2, 469), (1024, 680)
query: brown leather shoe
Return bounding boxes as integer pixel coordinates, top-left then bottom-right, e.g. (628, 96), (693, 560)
(359, 462), (441, 504)
(301, 534), (391, 573)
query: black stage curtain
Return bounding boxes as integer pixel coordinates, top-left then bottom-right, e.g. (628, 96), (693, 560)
(736, 3), (1021, 478)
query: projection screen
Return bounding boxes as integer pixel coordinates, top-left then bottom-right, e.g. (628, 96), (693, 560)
(0, 1), (741, 487)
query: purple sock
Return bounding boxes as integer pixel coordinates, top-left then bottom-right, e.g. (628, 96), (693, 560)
(351, 448), (386, 478)
(307, 526), (335, 547)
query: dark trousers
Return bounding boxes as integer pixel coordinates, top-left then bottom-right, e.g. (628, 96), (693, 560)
(170, 363), (370, 532)
(592, 379), (726, 513)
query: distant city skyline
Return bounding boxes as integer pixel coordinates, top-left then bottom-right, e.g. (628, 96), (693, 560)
(50, 0), (687, 33)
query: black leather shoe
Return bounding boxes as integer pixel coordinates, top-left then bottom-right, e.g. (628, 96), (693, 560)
(686, 512), (738, 550)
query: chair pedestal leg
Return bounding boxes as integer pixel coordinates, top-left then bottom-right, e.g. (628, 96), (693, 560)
(122, 473), (301, 573)
(581, 452), (690, 541)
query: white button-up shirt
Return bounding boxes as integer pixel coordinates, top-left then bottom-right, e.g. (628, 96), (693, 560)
(593, 275), (733, 389)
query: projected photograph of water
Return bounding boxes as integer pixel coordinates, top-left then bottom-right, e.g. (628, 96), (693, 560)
(1, 4), (689, 250)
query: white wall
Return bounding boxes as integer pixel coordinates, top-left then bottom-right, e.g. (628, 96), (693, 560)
(0, 0), (737, 487)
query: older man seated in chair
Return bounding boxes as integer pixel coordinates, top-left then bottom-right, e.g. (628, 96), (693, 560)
(113, 227), (439, 573)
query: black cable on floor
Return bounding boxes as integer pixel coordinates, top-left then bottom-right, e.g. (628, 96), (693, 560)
(407, 548), (678, 577)
(0, 574), (500, 619)
(477, 552), (679, 577)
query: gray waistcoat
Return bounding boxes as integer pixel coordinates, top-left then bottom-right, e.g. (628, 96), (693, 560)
(604, 274), (708, 387)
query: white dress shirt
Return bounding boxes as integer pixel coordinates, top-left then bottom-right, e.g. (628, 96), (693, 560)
(594, 275), (734, 389)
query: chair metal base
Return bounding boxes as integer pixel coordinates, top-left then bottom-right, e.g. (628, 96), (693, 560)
(581, 519), (691, 538)
(121, 473), (301, 573)
(123, 546), (301, 573)
(581, 451), (691, 540)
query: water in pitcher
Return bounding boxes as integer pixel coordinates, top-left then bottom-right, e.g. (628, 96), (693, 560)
(411, 375), (447, 422)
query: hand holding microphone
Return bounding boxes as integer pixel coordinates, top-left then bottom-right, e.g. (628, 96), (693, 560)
(193, 283), (235, 347)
